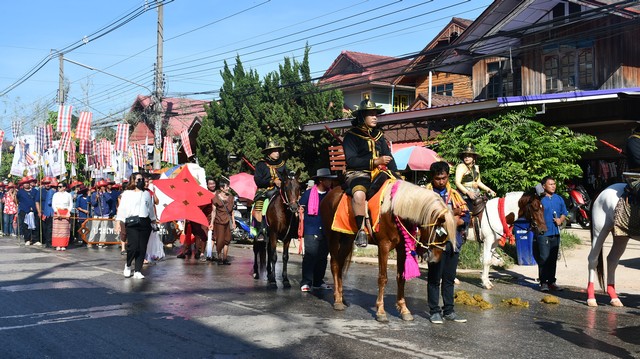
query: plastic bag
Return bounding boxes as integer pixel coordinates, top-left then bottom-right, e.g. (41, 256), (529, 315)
(205, 230), (214, 258)
(145, 231), (165, 262)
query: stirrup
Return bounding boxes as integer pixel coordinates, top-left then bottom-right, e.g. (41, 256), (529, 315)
(355, 230), (368, 248)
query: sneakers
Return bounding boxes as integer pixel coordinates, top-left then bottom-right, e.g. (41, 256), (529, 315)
(33, 241), (42, 246)
(443, 312), (467, 323)
(24, 241), (32, 246)
(313, 283), (332, 290)
(354, 230), (368, 248)
(60, 247), (66, 251)
(540, 283), (549, 292)
(133, 272), (145, 279)
(429, 312), (444, 324)
(300, 284), (311, 292)
(123, 265), (132, 278)
(55, 247), (61, 251)
(548, 283), (563, 291)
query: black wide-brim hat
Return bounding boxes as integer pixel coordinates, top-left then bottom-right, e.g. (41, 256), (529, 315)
(351, 99), (385, 118)
(262, 140), (284, 154)
(459, 144), (479, 157)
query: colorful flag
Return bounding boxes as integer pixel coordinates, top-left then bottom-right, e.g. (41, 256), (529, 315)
(76, 112), (92, 141)
(99, 139), (112, 168)
(36, 126), (46, 153)
(68, 140), (77, 163)
(79, 139), (91, 154)
(115, 123), (129, 152)
(0, 130), (5, 150)
(180, 129), (193, 158)
(59, 131), (72, 152)
(57, 105), (73, 133)
(11, 119), (22, 143)
(44, 124), (53, 151)
(162, 136), (174, 163)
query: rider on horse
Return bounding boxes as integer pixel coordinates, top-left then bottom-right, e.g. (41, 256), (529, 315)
(342, 98), (398, 248)
(454, 144), (496, 215)
(252, 140), (289, 241)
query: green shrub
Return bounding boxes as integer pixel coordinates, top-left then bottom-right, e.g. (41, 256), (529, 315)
(458, 242), (514, 270)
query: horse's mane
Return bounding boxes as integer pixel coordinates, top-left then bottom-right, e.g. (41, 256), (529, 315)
(381, 180), (457, 244)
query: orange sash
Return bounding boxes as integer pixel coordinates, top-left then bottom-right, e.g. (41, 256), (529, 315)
(331, 179), (394, 234)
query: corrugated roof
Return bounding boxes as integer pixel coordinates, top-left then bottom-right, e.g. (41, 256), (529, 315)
(130, 95), (209, 137)
(318, 51), (412, 88)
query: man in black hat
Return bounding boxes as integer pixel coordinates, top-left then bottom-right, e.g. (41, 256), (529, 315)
(299, 168), (336, 292)
(252, 140), (289, 240)
(343, 98), (398, 248)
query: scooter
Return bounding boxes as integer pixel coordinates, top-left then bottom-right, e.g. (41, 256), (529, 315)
(566, 181), (591, 229)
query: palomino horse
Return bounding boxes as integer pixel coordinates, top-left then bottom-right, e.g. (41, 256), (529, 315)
(320, 180), (457, 322)
(587, 183), (639, 307)
(467, 191), (547, 289)
(252, 172), (301, 287)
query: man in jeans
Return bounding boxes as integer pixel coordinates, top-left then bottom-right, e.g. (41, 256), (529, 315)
(535, 176), (567, 292)
(425, 161), (469, 324)
(299, 168), (336, 292)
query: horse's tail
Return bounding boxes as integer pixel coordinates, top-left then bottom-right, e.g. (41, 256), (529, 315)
(590, 217), (605, 290)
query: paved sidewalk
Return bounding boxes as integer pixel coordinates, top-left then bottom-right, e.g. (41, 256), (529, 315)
(506, 228), (640, 295)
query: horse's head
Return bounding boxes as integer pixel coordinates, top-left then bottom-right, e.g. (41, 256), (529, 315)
(280, 170), (301, 213)
(518, 192), (547, 235)
(418, 205), (457, 263)
(388, 182), (458, 264)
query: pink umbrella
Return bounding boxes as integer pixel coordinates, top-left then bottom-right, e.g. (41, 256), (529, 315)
(392, 146), (443, 171)
(229, 172), (257, 201)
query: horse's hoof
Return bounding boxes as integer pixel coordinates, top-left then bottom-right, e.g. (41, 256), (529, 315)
(400, 312), (414, 321)
(586, 298), (598, 307)
(268, 281), (277, 289)
(610, 298), (624, 307)
(282, 281), (291, 288)
(375, 313), (389, 323)
(482, 282), (493, 290)
(333, 302), (346, 311)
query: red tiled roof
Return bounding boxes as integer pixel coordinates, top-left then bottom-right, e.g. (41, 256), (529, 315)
(318, 51), (412, 88)
(130, 122), (154, 145)
(130, 95), (209, 137)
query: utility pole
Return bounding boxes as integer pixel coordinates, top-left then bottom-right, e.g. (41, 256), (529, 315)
(58, 52), (64, 105)
(152, 0), (164, 169)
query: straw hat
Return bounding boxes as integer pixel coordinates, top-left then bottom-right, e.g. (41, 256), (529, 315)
(459, 144), (479, 157)
(351, 98), (385, 117)
(18, 176), (37, 185)
(262, 140), (284, 154)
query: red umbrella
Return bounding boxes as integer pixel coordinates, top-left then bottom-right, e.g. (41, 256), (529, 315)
(153, 166), (214, 226)
(229, 172), (257, 201)
(392, 146), (443, 171)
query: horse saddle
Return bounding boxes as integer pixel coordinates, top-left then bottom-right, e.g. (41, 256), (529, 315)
(331, 179), (394, 235)
(253, 187), (279, 203)
(614, 177), (640, 237)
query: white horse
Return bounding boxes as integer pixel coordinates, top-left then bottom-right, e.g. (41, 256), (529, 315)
(468, 191), (547, 289)
(586, 183), (639, 307)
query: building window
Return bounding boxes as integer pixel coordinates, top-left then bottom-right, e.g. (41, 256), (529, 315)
(393, 94), (408, 112)
(486, 59), (521, 99)
(543, 43), (594, 93)
(431, 83), (454, 96)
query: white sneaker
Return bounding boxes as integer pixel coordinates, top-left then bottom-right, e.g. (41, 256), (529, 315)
(60, 247), (66, 251)
(123, 265), (132, 278)
(33, 241), (42, 246)
(24, 241), (32, 246)
(55, 247), (61, 251)
(133, 272), (145, 279)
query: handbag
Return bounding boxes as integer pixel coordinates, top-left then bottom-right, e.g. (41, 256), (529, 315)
(125, 216), (141, 227)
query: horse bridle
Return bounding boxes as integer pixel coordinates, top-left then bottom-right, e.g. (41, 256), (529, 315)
(520, 195), (543, 233)
(279, 174), (300, 214)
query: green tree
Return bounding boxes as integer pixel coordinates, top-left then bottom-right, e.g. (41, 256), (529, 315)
(435, 108), (597, 195)
(198, 45), (344, 180)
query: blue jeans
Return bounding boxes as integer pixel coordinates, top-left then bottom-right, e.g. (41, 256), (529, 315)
(427, 241), (460, 316)
(301, 234), (329, 287)
(3, 213), (14, 235)
(533, 234), (560, 284)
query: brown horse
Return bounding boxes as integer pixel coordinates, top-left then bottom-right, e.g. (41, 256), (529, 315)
(252, 171), (301, 287)
(320, 180), (457, 322)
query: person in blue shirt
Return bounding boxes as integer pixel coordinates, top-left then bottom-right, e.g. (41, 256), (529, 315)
(90, 180), (113, 218)
(16, 176), (40, 245)
(75, 186), (90, 245)
(535, 176), (568, 292)
(38, 177), (56, 248)
(299, 168), (336, 292)
(425, 161), (470, 324)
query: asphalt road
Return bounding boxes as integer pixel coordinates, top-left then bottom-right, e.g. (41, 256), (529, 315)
(1, 237), (639, 359)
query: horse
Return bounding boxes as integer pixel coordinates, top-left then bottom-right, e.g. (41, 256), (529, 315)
(467, 191), (547, 289)
(252, 172), (301, 288)
(586, 183), (639, 307)
(320, 180), (457, 322)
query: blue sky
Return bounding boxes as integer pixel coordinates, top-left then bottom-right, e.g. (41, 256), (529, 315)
(0, 0), (492, 136)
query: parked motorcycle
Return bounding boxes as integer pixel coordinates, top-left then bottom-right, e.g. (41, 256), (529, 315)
(566, 181), (591, 229)
(232, 212), (253, 243)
